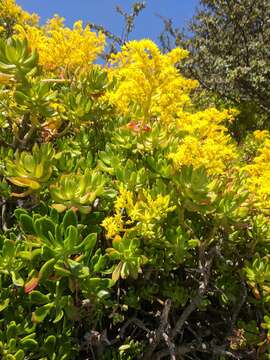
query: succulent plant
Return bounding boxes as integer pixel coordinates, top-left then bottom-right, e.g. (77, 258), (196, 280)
(50, 169), (107, 213)
(0, 38), (38, 81)
(5, 143), (54, 197)
(14, 81), (56, 119)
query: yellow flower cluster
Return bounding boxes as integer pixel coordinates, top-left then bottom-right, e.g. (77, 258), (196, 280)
(168, 108), (238, 175)
(245, 134), (270, 210)
(106, 40), (239, 176)
(107, 39), (197, 123)
(253, 130), (270, 143)
(15, 16), (105, 73)
(0, 0), (39, 35)
(102, 185), (175, 239)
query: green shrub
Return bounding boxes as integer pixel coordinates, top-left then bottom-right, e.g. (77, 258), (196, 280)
(1, 5), (270, 359)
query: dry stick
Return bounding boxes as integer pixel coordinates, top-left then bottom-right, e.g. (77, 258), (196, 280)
(143, 299), (174, 360)
(119, 316), (150, 339)
(1, 202), (9, 232)
(171, 247), (217, 339)
(156, 344), (192, 360)
(41, 78), (71, 83)
(162, 332), (176, 360)
(156, 342), (240, 360)
(231, 277), (247, 328)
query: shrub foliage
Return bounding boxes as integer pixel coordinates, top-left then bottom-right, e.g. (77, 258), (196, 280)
(1, 1), (270, 359)
(159, 0), (270, 134)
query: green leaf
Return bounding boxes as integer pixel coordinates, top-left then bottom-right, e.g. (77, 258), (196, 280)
(53, 309), (64, 323)
(14, 350), (25, 360)
(39, 258), (56, 282)
(34, 217), (55, 243)
(78, 233), (97, 252)
(64, 225), (78, 250)
(70, 262), (89, 278)
(63, 210), (78, 229)
(97, 289), (110, 299)
(93, 255), (106, 272)
(0, 298), (9, 312)
(11, 271), (24, 287)
(29, 291), (50, 305)
(19, 338), (38, 351)
(3, 239), (15, 258)
(8, 338), (16, 352)
(82, 277), (114, 293)
(7, 321), (17, 339)
(6, 355), (16, 360)
(32, 303), (53, 323)
(54, 263), (71, 277)
(14, 208), (28, 220)
(49, 207), (60, 224)
(44, 335), (56, 352)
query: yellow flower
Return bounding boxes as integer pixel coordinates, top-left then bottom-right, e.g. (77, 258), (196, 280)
(101, 214), (123, 239)
(253, 130), (270, 142)
(15, 16), (105, 73)
(168, 108), (238, 175)
(115, 185), (134, 213)
(106, 39), (197, 124)
(102, 186), (175, 240)
(0, 0), (39, 35)
(245, 139), (270, 210)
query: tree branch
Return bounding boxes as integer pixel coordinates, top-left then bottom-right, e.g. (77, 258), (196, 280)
(171, 246), (217, 339)
(143, 299), (173, 360)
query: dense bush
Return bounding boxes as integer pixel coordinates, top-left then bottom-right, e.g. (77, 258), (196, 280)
(1, 1), (270, 359)
(158, 0), (270, 135)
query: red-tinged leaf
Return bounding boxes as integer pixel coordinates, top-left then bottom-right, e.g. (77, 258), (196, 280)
(24, 277), (39, 294)
(127, 121), (136, 128)
(143, 124), (151, 132)
(127, 121), (141, 133)
(252, 286), (261, 300)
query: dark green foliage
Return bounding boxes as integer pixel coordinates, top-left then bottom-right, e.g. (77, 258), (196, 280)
(159, 0), (270, 135)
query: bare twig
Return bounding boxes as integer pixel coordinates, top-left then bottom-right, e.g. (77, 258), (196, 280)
(172, 247), (217, 339)
(1, 202), (9, 232)
(143, 299), (173, 360)
(231, 277), (247, 328)
(89, 2), (146, 60)
(119, 316), (150, 339)
(156, 341), (241, 359)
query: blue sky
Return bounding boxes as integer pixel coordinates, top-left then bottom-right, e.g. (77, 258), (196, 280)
(16, 0), (199, 43)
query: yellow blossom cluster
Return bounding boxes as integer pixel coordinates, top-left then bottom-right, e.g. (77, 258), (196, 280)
(245, 133), (270, 210)
(15, 16), (105, 73)
(102, 185), (175, 239)
(253, 130), (270, 143)
(0, 0), (39, 35)
(106, 40), (239, 176)
(106, 39), (197, 124)
(168, 108), (238, 175)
